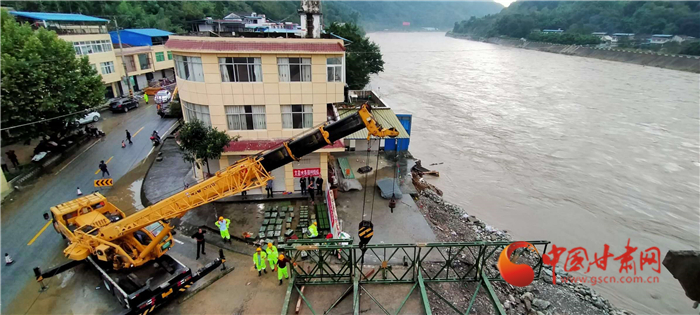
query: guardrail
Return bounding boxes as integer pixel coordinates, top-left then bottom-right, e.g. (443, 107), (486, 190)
(281, 239), (550, 315)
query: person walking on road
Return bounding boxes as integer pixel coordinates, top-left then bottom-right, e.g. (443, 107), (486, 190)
(300, 176), (306, 195)
(316, 177), (324, 196)
(143, 93), (149, 104)
(253, 247), (268, 276)
(266, 242), (278, 271)
(215, 217), (231, 243)
(125, 130), (132, 144)
(276, 254), (295, 285)
(191, 228), (206, 259)
(99, 160), (110, 178)
(266, 179), (273, 198)
(6, 150), (19, 169)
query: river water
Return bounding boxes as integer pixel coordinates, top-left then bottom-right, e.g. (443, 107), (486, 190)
(368, 32), (699, 314)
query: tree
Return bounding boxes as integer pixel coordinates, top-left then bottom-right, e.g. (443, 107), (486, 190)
(177, 120), (237, 176)
(326, 22), (384, 90)
(1, 9), (105, 143)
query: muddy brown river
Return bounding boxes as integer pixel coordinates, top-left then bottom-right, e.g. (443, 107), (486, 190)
(368, 32), (699, 314)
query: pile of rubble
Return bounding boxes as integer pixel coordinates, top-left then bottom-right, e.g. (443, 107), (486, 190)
(412, 180), (634, 315)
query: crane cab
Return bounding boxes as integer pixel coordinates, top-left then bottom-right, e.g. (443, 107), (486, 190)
(49, 193), (173, 268)
(50, 193), (125, 240)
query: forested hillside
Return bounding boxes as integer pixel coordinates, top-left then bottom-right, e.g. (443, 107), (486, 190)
(453, 1), (700, 38)
(3, 1), (503, 32)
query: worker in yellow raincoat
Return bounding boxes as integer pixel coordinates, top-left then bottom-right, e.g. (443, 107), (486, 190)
(253, 247), (268, 276)
(266, 243), (279, 271)
(215, 216), (231, 243)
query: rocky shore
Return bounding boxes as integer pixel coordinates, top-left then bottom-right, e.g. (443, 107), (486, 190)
(446, 32), (700, 74)
(412, 174), (633, 315)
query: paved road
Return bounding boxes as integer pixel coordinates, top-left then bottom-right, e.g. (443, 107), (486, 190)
(0, 101), (177, 313)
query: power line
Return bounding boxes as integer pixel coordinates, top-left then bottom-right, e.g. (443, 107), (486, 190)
(1, 107), (102, 131)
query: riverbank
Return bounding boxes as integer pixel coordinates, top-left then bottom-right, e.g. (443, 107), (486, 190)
(413, 176), (632, 315)
(446, 32), (700, 73)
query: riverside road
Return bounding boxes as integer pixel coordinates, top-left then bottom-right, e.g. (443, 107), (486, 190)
(0, 101), (177, 314)
(368, 32), (698, 314)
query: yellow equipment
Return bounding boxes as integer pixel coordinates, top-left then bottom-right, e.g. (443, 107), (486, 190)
(50, 104), (398, 270)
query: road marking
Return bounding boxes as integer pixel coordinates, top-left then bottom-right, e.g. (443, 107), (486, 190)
(94, 156), (114, 175)
(132, 126), (145, 138)
(28, 221), (52, 245)
(173, 239), (184, 245)
(54, 140), (101, 175)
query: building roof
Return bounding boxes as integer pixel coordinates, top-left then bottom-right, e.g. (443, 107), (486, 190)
(612, 33), (635, 36)
(591, 32), (607, 35)
(224, 139), (345, 153)
(10, 11), (108, 22)
(165, 38), (345, 53)
(120, 28), (173, 37)
(338, 108), (410, 140)
(651, 34), (673, 38)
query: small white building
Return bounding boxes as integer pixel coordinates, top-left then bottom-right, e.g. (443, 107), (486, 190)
(650, 34), (673, 44)
(671, 35), (695, 43)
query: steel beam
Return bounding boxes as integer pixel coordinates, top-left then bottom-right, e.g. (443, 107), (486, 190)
(353, 274), (360, 315)
(395, 282), (418, 315)
(480, 269), (506, 315)
(416, 270), (433, 315)
(281, 278), (295, 315)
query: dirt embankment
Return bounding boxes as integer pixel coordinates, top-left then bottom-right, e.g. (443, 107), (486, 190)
(446, 32), (700, 73)
(411, 171), (633, 315)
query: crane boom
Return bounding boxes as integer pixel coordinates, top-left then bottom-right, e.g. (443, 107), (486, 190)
(65, 104), (398, 268)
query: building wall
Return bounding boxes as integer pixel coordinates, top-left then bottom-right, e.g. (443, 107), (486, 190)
(175, 52), (345, 140)
(152, 45), (175, 71)
(170, 37), (345, 191)
(59, 34), (121, 84)
(0, 171), (11, 199)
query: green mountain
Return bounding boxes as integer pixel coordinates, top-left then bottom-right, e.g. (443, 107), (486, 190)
(453, 1), (700, 38)
(3, 1), (503, 33)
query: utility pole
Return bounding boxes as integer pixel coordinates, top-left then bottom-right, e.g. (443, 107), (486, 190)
(114, 19), (134, 98)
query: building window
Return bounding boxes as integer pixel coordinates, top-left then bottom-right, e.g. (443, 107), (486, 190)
(100, 61), (115, 75)
(167, 51), (173, 60)
(327, 57), (342, 82)
(174, 56), (204, 82)
(73, 40), (112, 56)
(183, 101), (211, 127)
(219, 57), (262, 82)
(155, 52), (165, 62)
(138, 53), (151, 70)
(278, 58), (311, 82)
(225, 105), (266, 130)
(281, 105), (313, 129)
(91, 64), (98, 72)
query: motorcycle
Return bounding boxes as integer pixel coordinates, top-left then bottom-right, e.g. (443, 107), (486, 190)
(84, 125), (105, 138)
(150, 135), (161, 146)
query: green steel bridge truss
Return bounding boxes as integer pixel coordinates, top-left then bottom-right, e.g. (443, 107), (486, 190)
(280, 239), (550, 315)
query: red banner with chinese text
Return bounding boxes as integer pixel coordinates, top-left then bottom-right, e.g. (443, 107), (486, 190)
(293, 168), (321, 177)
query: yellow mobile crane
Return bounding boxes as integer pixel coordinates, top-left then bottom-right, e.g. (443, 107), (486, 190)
(39, 104), (398, 313)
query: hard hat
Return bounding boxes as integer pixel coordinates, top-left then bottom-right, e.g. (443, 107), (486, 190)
(313, 222), (317, 225)
(219, 216), (223, 221)
(278, 254), (284, 260)
(267, 243), (273, 248)
(256, 247), (262, 252)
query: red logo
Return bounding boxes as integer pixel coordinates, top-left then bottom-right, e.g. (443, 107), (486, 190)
(497, 241), (539, 287)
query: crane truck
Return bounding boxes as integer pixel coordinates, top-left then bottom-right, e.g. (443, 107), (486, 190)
(36, 104), (398, 314)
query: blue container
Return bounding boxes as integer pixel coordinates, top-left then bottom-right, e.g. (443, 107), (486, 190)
(385, 114), (412, 151)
